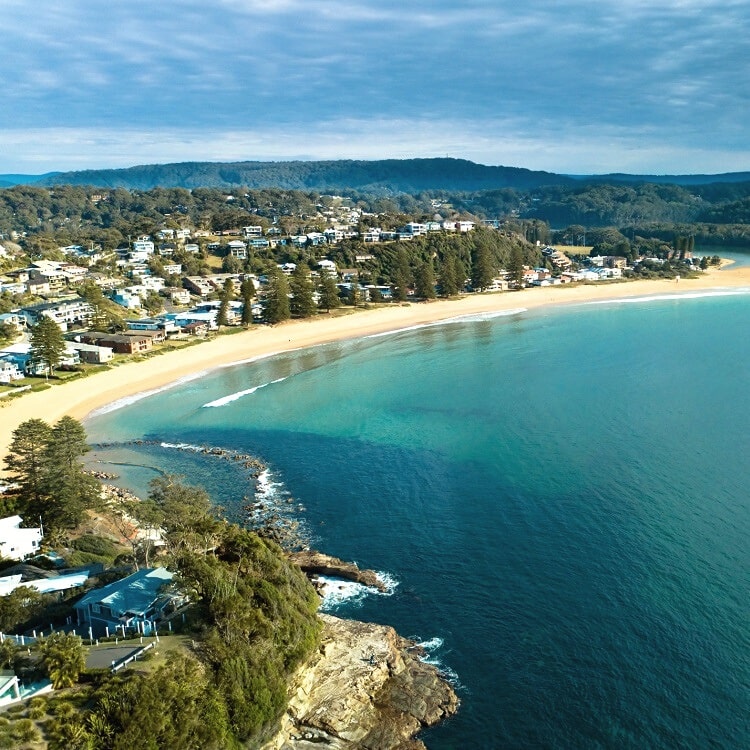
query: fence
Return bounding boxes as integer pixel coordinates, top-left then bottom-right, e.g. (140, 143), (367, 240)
(110, 640), (156, 673)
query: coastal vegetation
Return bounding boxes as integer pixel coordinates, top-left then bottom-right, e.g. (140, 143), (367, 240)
(0, 418), (322, 748)
(3, 416), (101, 533)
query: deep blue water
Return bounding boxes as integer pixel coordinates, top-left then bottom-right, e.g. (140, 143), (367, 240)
(85, 292), (750, 749)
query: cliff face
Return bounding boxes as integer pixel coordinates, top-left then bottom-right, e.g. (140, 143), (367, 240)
(264, 614), (459, 750)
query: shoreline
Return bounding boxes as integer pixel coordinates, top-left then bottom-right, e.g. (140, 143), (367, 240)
(2, 265), (750, 461)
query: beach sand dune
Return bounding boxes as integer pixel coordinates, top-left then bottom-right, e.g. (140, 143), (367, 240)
(2, 266), (748, 463)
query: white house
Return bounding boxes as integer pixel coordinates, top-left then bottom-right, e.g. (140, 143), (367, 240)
(227, 240), (248, 259)
(132, 240), (155, 254)
(0, 358), (23, 383)
(318, 259), (337, 273)
(0, 516), (42, 561)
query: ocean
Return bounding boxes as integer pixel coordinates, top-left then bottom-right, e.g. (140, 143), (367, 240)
(84, 289), (750, 749)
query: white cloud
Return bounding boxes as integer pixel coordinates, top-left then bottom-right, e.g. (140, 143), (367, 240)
(0, 0), (748, 173)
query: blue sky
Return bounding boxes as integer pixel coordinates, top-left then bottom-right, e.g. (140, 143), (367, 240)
(2, 0), (749, 175)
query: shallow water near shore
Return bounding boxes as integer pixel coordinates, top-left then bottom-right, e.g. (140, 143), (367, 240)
(85, 294), (750, 749)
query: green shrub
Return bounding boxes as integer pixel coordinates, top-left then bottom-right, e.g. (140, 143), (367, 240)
(71, 535), (118, 558)
(28, 705), (46, 720)
(64, 551), (111, 568)
(12, 718), (40, 743)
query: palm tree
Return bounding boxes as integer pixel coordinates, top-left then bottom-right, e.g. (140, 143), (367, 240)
(39, 632), (85, 688)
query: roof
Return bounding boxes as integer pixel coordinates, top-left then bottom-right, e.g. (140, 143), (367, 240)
(74, 567), (174, 617)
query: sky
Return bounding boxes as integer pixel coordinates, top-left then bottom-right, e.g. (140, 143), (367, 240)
(2, 0), (749, 176)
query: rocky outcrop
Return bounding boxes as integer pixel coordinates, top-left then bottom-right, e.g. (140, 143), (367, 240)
(288, 550), (387, 592)
(265, 614), (459, 750)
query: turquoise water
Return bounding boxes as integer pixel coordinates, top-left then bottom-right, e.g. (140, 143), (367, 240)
(85, 292), (750, 749)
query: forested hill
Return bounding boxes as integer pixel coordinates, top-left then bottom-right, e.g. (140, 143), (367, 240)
(570, 172), (750, 186)
(32, 158), (575, 192)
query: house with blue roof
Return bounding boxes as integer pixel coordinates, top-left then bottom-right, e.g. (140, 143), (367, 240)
(73, 567), (181, 637)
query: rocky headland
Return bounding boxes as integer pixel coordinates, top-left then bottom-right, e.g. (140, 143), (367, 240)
(264, 613), (459, 750)
(288, 550), (388, 592)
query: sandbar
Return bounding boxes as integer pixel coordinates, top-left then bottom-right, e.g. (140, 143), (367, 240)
(2, 265), (749, 463)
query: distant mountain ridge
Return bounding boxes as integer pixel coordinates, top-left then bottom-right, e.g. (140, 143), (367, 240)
(27, 158), (575, 192)
(1, 160), (749, 192)
(570, 172), (750, 186)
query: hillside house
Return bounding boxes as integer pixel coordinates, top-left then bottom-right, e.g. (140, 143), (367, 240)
(0, 516), (42, 561)
(73, 567), (181, 637)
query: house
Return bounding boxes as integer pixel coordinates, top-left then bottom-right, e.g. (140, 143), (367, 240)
(0, 516), (42, 561)
(227, 240), (248, 259)
(174, 309), (218, 331)
(164, 287), (191, 305)
(183, 277), (214, 297)
(125, 318), (178, 336)
(132, 240), (155, 254)
(0, 358), (23, 383)
(111, 290), (142, 310)
(80, 332), (153, 354)
(69, 342), (114, 364)
(73, 567), (181, 637)
(21, 299), (94, 331)
(403, 222), (426, 236)
(0, 313), (24, 332)
(243, 226), (263, 238)
(0, 343), (80, 375)
(0, 564), (90, 597)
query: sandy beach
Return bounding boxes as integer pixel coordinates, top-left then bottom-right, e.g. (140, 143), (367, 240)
(2, 265), (749, 463)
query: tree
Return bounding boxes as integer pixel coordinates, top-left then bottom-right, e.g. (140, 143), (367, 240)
(317, 267), (340, 313)
(29, 316), (66, 377)
(438, 252), (459, 297)
(414, 261), (436, 299)
(148, 475), (219, 555)
(240, 277), (255, 326)
(217, 278), (234, 328)
(507, 243), (526, 288)
(3, 418), (53, 510)
(391, 248), (411, 301)
(263, 267), (291, 324)
(142, 290), (163, 316)
(43, 416), (101, 530)
(289, 265), (317, 318)
(0, 321), (17, 345)
(0, 586), (43, 632)
(3, 417), (99, 532)
(470, 243), (494, 291)
(38, 632), (85, 689)
(347, 276), (361, 307)
(78, 280), (124, 331)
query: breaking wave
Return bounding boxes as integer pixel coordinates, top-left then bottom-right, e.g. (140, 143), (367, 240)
(202, 377), (287, 407)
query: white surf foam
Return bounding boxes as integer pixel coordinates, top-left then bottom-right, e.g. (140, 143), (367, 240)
(414, 635), (462, 688)
(89, 370), (210, 416)
(317, 571), (398, 612)
(202, 377), (287, 407)
(585, 288), (750, 307)
(365, 308), (527, 339)
(158, 441), (206, 452)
